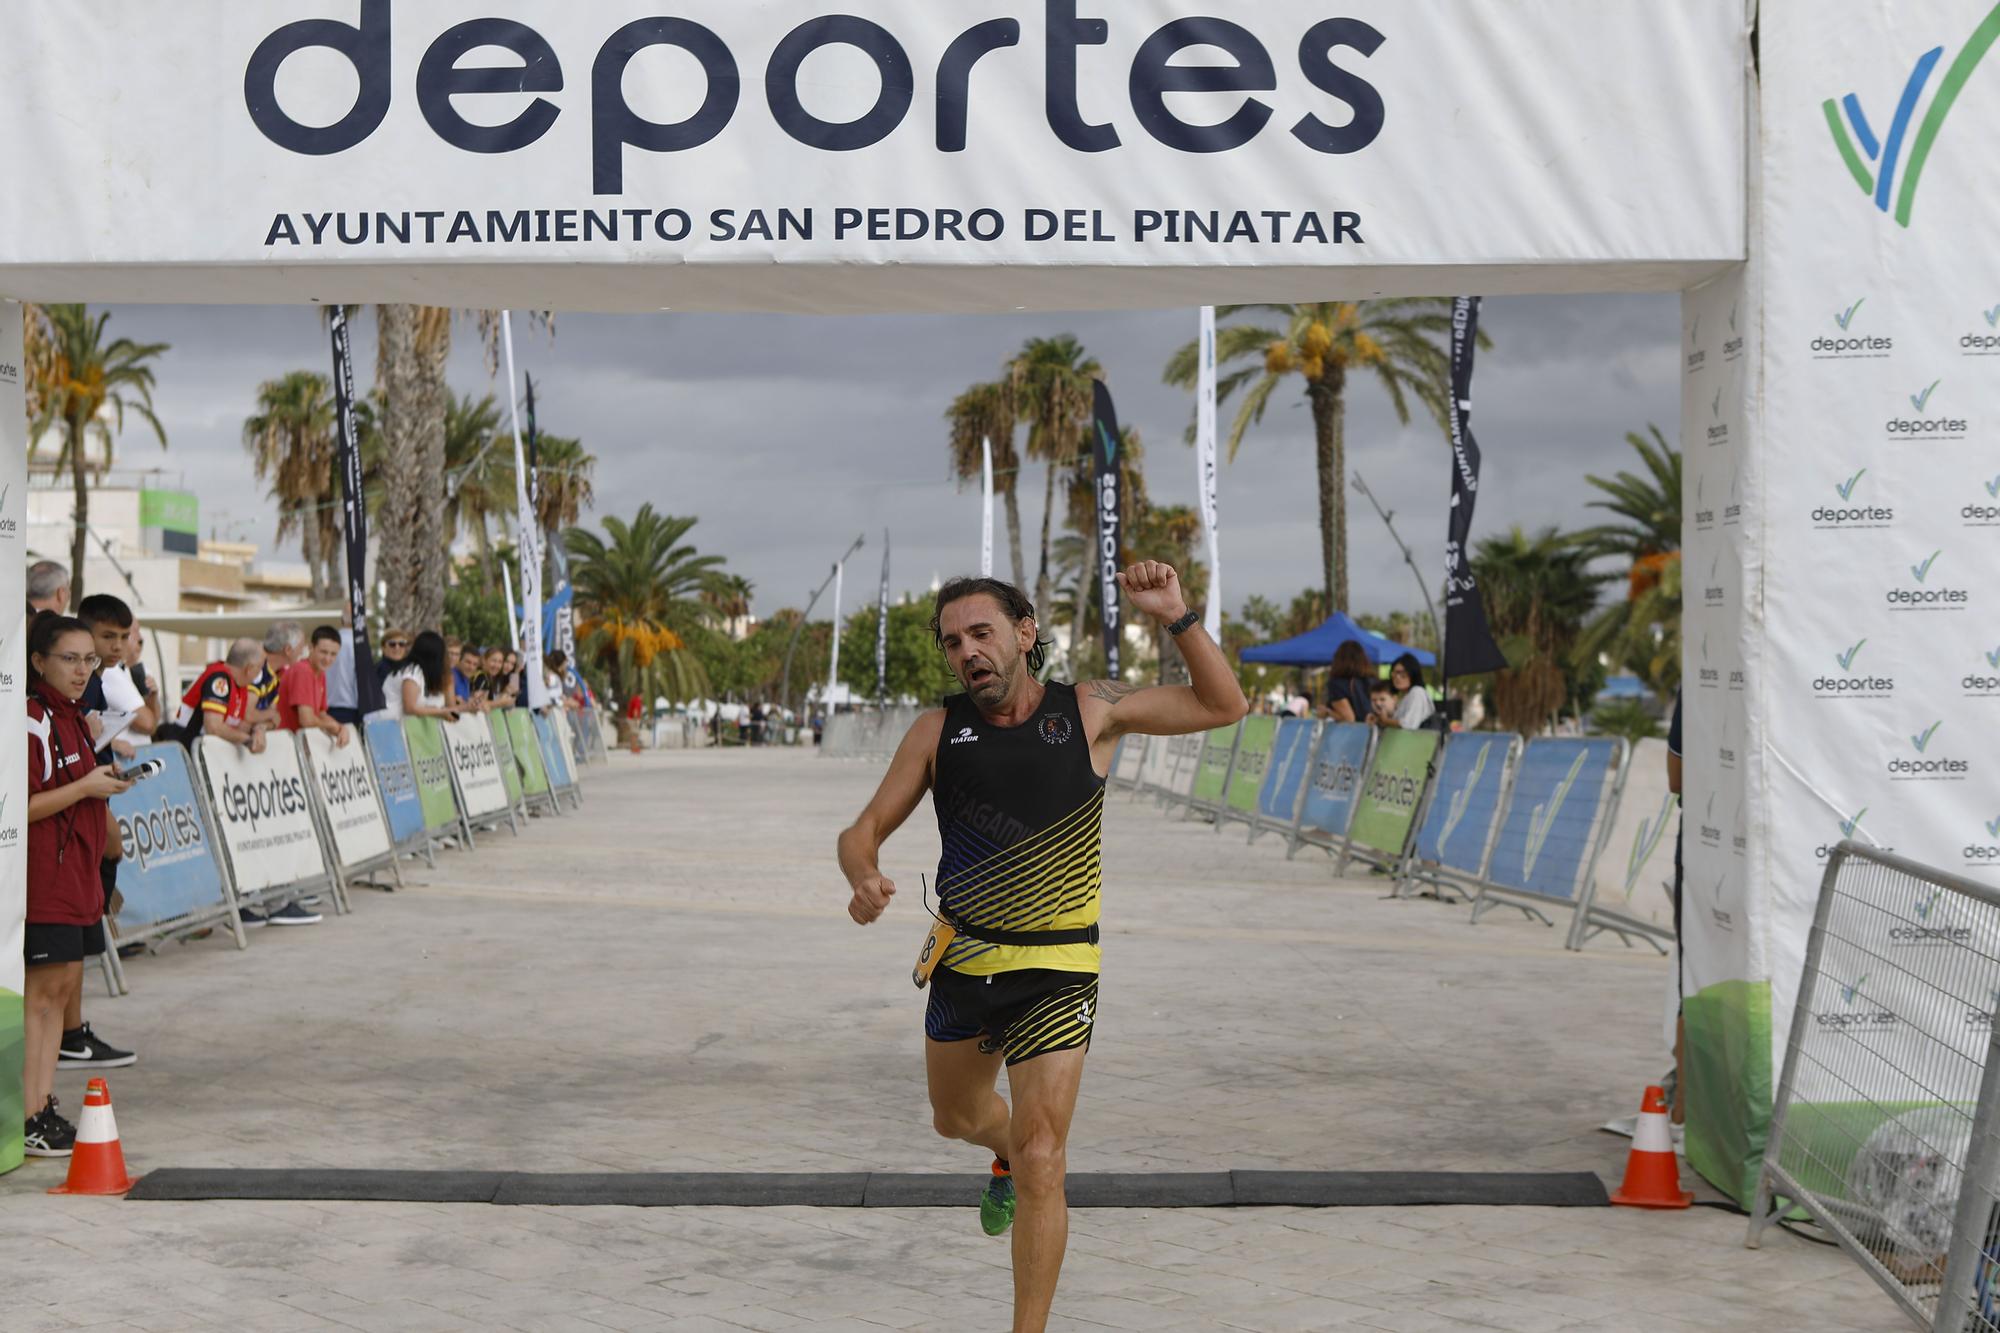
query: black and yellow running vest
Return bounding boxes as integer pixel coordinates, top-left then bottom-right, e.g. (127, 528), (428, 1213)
(931, 681), (1104, 977)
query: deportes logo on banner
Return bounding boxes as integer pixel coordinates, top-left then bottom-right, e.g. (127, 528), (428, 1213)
(197, 736), (326, 894)
(110, 744), (231, 932)
(302, 730), (392, 869)
(444, 714), (510, 819)
(365, 718), (426, 845)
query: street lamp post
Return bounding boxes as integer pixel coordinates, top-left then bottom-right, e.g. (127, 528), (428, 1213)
(779, 533), (865, 720)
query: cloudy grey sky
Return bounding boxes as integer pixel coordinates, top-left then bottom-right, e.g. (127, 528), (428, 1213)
(101, 294), (1679, 622)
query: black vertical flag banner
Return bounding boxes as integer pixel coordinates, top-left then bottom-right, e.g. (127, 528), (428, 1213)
(1443, 297), (1509, 680)
(329, 308), (385, 715)
(1091, 381), (1124, 680)
(875, 529), (890, 704)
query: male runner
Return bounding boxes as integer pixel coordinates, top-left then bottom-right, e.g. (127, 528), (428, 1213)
(837, 561), (1245, 1333)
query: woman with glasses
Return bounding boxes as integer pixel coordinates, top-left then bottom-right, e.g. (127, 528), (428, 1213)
(22, 614), (133, 1157)
(375, 629), (412, 686)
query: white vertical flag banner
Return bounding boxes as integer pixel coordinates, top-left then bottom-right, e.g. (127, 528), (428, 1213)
(980, 438), (995, 579)
(500, 313), (549, 709)
(1197, 306), (1221, 639)
(827, 559), (844, 701)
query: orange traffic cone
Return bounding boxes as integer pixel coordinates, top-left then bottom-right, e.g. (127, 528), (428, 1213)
(1609, 1084), (1691, 1209)
(48, 1078), (138, 1196)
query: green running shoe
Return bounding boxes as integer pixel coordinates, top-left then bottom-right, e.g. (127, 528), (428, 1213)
(980, 1162), (1016, 1237)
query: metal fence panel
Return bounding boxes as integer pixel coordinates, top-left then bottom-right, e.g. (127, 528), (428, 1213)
(1748, 843), (2000, 1333)
(1340, 729), (1440, 873)
(108, 742), (246, 950)
(1471, 738), (1627, 933)
(1184, 722), (1240, 818)
(821, 707), (925, 760)
(1248, 718), (1318, 843)
(1216, 715), (1279, 831)
(1110, 734), (1147, 789)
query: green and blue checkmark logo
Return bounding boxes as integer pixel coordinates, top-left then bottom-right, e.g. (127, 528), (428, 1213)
(1915, 888), (1944, 920)
(1910, 380), (1942, 411)
(1826, 5), (2000, 227)
(1986, 646), (2000, 669)
(1985, 302), (2000, 327)
(1841, 808), (1869, 839)
(1985, 813), (2000, 839)
(1912, 550), (1941, 581)
(1841, 975), (1869, 1005)
(1837, 639), (1867, 671)
(1911, 720), (1943, 753)
(1836, 298), (1866, 329)
(1983, 474), (2000, 498)
(1836, 468), (1867, 500)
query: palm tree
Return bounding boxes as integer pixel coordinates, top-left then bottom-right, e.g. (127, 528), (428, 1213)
(1010, 335), (1102, 612)
(1571, 426), (1683, 691)
(1470, 526), (1610, 734)
(567, 505), (726, 711)
(1165, 301), (1471, 610)
(440, 393), (510, 590)
(348, 306), (550, 633)
(703, 572), (756, 638)
(945, 379), (1026, 587)
(243, 371), (340, 599)
(30, 305), (168, 602)
(531, 433), (597, 539)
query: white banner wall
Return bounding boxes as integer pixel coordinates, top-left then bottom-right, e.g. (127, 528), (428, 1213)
(0, 305), (27, 1172)
(444, 715), (511, 820)
(198, 736), (329, 896)
(1683, 0), (2000, 1203)
(0, 3), (1745, 311)
(302, 731), (393, 870)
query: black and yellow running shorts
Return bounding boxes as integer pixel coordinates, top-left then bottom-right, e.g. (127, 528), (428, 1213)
(924, 966), (1098, 1065)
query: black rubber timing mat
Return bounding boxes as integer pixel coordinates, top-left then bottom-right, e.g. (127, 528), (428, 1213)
(126, 1169), (1607, 1208)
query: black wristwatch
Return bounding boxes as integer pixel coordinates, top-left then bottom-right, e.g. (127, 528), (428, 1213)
(1165, 608), (1201, 637)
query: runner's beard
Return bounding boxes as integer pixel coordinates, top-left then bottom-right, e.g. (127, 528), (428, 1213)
(961, 653), (1013, 708)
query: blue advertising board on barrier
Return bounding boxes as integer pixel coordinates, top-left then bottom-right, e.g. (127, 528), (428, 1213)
(1482, 738), (1625, 902)
(1413, 732), (1518, 874)
(1292, 723), (1373, 853)
(533, 712), (575, 794)
(109, 743), (234, 938)
(1255, 718), (1316, 827)
(365, 719), (425, 848)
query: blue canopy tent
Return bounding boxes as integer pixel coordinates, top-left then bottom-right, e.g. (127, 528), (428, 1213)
(1238, 613), (1438, 669)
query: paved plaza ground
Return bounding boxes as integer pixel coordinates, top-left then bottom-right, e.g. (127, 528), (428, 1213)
(3, 746), (1903, 1332)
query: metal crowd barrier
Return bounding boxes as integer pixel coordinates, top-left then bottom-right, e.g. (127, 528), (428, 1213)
(1750, 843), (2000, 1333)
(1468, 737), (1633, 948)
(1398, 731), (1521, 903)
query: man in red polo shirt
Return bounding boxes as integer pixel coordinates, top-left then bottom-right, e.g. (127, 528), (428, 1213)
(279, 625), (352, 747)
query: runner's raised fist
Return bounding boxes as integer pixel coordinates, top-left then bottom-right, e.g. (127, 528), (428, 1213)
(1116, 561), (1187, 624)
(848, 873), (896, 925)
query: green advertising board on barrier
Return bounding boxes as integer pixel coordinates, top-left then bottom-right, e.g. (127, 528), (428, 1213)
(1223, 715), (1278, 813)
(488, 713), (525, 808)
(403, 717), (461, 835)
(1190, 722), (1239, 805)
(0, 991), (20, 1172)
(505, 710), (551, 798)
(1345, 729), (1440, 863)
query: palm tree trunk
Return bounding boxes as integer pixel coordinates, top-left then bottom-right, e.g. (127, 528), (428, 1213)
(1034, 461), (1055, 612)
(1309, 375), (1350, 610)
(1003, 482), (1026, 590)
(300, 501), (322, 601)
(67, 411), (89, 604)
(474, 521), (497, 593)
(376, 305), (451, 633)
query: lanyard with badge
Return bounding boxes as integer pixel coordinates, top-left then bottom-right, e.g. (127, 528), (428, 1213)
(911, 875), (957, 989)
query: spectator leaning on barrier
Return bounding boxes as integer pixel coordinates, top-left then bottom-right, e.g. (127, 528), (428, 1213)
(1369, 652), (1438, 732)
(62, 597), (147, 1072)
(326, 625), (362, 728)
(166, 639), (266, 754)
(473, 645), (516, 709)
(1367, 678), (1396, 724)
(541, 651), (568, 712)
(383, 630), (461, 723)
(26, 558), (70, 618)
(23, 613), (135, 1156)
(375, 628), (411, 687)
(125, 616), (160, 736)
(1318, 639), (1375, 724)
(455, 643), (483, 705)
(280, 626), (352, 748)
(248, 620), (303, 732)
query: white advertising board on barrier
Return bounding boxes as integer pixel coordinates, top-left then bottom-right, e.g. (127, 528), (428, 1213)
(196, 735), (336, 905)
(301, 729), (398, 882)
(443, 714), (514, 828)
(0, 3), (1745, 312)
(1580, 737), (1678, 945)
(1676, 0), (2000, 1205)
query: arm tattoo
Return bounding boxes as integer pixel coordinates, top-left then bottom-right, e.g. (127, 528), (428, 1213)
(1086, 679), (1142, 705)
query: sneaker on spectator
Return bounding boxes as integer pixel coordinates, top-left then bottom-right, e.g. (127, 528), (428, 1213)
(298, 895), (323, 908)
(57, 1022), (137, 1070)
(267, 902), (323, 926)
(24, 1098), (76, 1158)
(237, 908), (269, 928)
